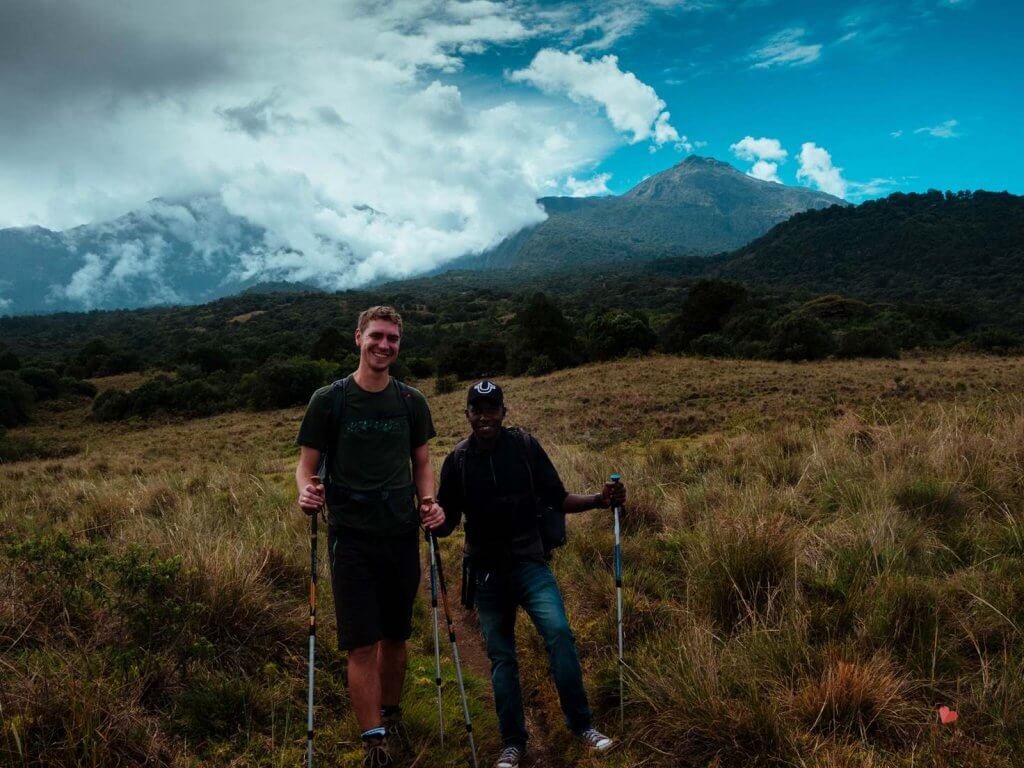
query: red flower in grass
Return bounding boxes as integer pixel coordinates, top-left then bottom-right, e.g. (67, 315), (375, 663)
(938, 706), (959, 725)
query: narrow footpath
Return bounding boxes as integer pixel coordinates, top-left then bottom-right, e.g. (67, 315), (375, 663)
(427, 545), (557, 768)
(449, 600), (557, 768)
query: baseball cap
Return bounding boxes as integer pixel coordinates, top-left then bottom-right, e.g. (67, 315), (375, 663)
(467, 379), (504, 408)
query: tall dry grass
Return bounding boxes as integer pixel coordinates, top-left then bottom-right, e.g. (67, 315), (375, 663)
(3, 353), (1023, 766)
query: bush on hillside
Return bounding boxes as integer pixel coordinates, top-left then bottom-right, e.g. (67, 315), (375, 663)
(18, 367), (61, 400)
(586, 310), (655, 361)
(768, 313), (836, 361)
(92, 389), (133, 422)
(310, 327), (346, 361)
(0, 371), (35, 427)
(437, 338), (507, 380)
(661, 279), (748, 353)
(526, 354), (556, 376)
(242, 357), (334, 410)
(506, 293), (576, 374)
(0, 350), (21, 370)
(405, 357), (435, 378)
(836, 325), (899, 359)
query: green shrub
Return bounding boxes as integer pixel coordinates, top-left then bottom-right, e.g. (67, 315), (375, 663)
(837, 325), (899, 359)
(243, 358), (332, 410)
(60, 376), (98, 397)
(406, 357), (435, 378)
(18, 367), (61, 400)
(526, 354), (555, 376)
(0, 350), (21, 370)
(437, 338), (506, 379)
(768, 313), (836, 361)
(91, 389), (133, 422)
(661, 280), (748, 353)
(690, 333), (732, 357)
(0, 370), (35, 426)
(585, 310), (655, 361)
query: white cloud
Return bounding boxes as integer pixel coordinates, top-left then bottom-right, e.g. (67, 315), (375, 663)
(730, 136), (787, 183)
(565, 172), (612, 197)
(848, 177), (897, 198)
(915, 119), (960, 138)
(796, 142), (847, 199)
(891, 129), (903, 138)
(749, 160), (782, 183)
(730, 136), (787, 162)
(0, 0), (647, 300)
(749, 28), (822, 69)
(507, 49), (685, 147)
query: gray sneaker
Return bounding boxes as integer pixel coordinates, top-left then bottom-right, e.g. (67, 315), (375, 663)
(362, 735), (392, 768)
(579, 727), (613, 751)
(495, 744), (526, 768)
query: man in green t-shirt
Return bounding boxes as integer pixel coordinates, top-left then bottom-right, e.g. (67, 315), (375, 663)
(296, 305), (443, 768)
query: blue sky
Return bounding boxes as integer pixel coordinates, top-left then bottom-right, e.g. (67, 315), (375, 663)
(460, 0), (1023, 198)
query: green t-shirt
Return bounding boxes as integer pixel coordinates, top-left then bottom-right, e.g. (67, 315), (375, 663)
(296, 376), (436, 492)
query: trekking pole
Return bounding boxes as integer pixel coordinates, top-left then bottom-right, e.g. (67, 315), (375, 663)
(427, 531), (445, 747)
(610, 473), (625, 726)
(305, 475), (325, 768)
(428, 531), (479, 768)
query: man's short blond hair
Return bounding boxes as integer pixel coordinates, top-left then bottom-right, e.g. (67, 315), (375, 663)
(357, 305), (403, 335)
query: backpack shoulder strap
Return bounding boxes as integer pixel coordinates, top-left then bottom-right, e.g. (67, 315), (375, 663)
(510, 427), (536, 493)
(453, 438), (472, 498)
(323, 376), (349, 482)
(392, 378), (417, 455)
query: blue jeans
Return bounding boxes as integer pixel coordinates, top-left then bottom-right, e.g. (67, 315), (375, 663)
(474, 559), (592, 748)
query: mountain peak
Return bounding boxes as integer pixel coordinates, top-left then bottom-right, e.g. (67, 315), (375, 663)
(678, 155), (734, 170)
(622, 155), (844, 207)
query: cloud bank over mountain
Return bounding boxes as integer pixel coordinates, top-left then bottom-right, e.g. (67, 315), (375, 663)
(0, 0), (688, 303)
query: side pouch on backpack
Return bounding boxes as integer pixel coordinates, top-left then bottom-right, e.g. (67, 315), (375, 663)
(536, 500), (567, 556)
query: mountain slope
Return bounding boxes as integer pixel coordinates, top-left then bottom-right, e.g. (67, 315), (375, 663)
(0, 198), (270, 315)
(709, 189), (1024, 330)
(452, 156), (845, 270)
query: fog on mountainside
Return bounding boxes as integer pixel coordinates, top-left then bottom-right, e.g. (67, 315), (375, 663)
(0, 157), (842, 316)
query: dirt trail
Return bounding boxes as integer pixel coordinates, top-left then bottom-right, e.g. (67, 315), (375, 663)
(430, 546), (558, 768)
(449, 601), (558, 768)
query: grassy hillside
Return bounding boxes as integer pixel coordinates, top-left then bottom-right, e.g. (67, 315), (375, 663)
(3, 353), (1024, 766)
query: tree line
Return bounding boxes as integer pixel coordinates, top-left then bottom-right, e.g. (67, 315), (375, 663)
(2, 274), (1019, 428)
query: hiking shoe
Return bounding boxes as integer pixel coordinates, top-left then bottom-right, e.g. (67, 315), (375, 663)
(495, 744), (526, 768)
(362, 735), (392, 768)
(382, 712), (411, 752)
(579, 727), (613, 751)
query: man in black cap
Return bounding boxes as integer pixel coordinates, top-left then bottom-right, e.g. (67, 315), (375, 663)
(430, 380), (625, 768)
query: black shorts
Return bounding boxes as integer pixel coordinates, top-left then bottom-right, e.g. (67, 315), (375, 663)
(327, 527), (421, 651)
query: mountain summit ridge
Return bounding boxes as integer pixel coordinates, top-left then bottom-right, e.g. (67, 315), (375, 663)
(450, 155), (845, 271)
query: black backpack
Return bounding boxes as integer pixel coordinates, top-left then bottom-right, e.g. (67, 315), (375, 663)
(318, 375), (417, 485)
(455, 428), (567, 556)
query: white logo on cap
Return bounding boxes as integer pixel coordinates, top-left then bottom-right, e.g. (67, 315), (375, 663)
(474, 381), (496, 394)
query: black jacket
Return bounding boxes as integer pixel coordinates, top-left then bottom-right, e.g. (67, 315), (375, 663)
(436, 427), (568, 563)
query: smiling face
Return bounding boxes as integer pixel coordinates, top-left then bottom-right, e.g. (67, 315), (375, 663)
(467, 399), (505, 443)
(354, 318), (401, 372)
